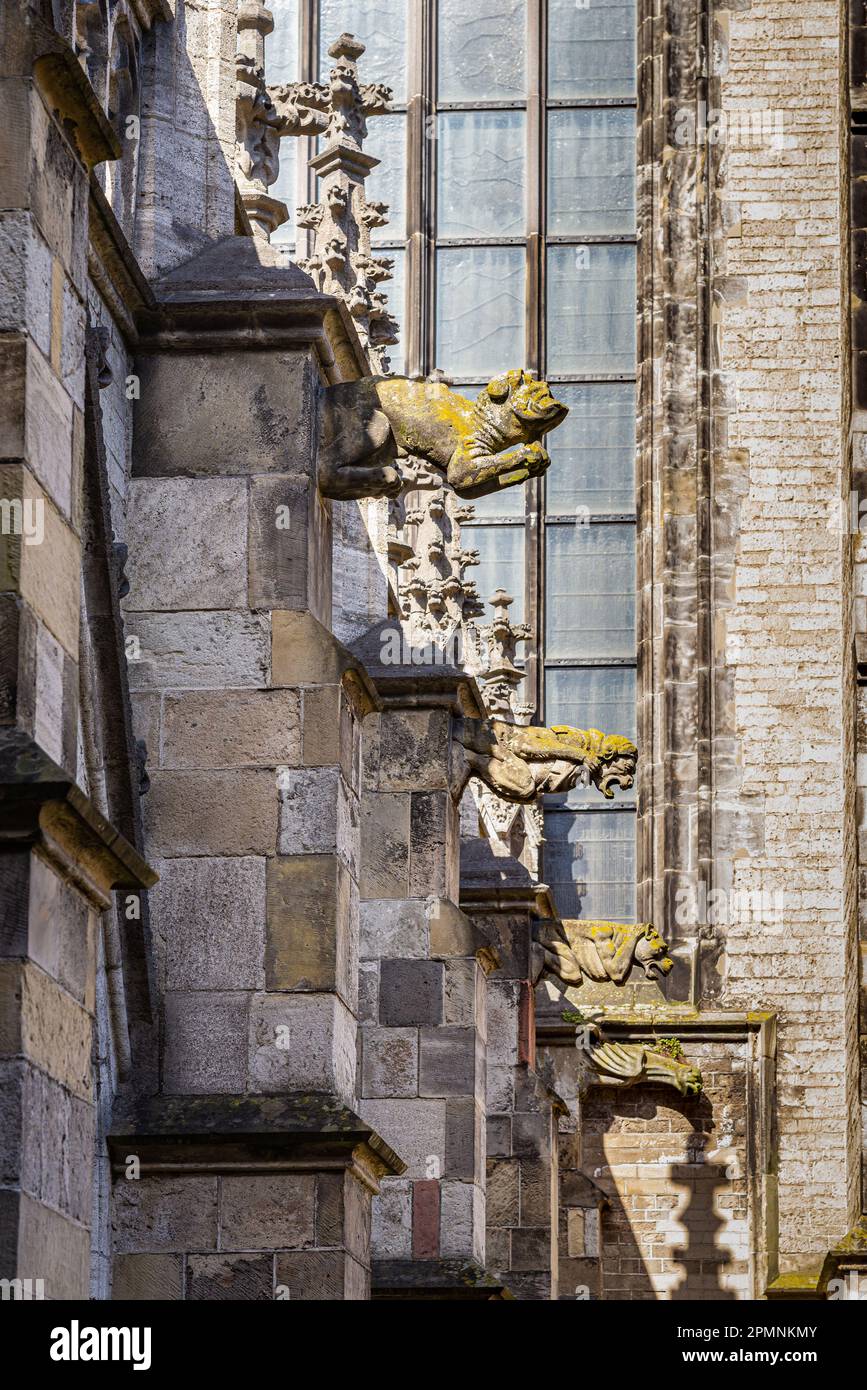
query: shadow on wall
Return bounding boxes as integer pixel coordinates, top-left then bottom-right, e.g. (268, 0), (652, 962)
(584, 1088), (740, 1300)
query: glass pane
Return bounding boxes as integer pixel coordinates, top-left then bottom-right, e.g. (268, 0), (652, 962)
(437, 111), (525, 237)
(319, 0), (408, 102)
(545, 666), (636, 805)
(460, 523), (524, 625)
(547, 108), (635, 236)
(436, 247), (525, 377)
(381, 247), (405, 375)
(366, 113), (406, 242)
(545, 522), (635, 659)
(544, 809), (636, 921)
(269, 0), (299, 84)
(546, 382), (635, 515)
(547, 0), (636, 100)
(271, 139), (296, 249)
(437, 0), (526, 102)
(546, 244), (636, 375)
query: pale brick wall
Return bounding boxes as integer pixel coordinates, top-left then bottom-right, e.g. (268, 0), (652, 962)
(713, 0), (860, 1267)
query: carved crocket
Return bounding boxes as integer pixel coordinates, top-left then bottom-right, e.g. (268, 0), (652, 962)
(318, 370), (568, 501)
(452, 719), (638, 804)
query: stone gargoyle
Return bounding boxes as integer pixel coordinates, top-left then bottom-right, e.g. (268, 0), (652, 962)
(453, 720), (638, 804)
(318, 370), (569, 501)
(535, 920), (673, 990)
(574, 1020), (703, 1098)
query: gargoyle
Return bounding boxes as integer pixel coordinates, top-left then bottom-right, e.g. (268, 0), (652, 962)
(318, 371), (569, 501)
(575, 1022), (702, 1098)
(536, 920), (673, 989)
(452, 719), (637, 804)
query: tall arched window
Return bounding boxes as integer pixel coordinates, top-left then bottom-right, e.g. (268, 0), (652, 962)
(271, 0), (639, 921)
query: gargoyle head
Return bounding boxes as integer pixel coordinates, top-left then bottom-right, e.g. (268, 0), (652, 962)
(634, 924), (674, 979)
(481, 371), (569, 442)
(549, 727), (638, 799)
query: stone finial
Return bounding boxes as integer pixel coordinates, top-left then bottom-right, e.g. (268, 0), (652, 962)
(269, 33), (398, 372)
(395, 466), (484, 651)
(235, 4), (289, 239)
(472, 588), (531, 720)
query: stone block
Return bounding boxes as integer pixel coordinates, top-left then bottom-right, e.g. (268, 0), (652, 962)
(300, 684), (341, 767)
(440, 1180), (483, 1262)
(133, 350), (315, 479)
(26, 852), (92, 1003)
(518, 1157), (551, 1226)
(375, 709), (452, 792)
(266, 855), (351, 994)
(485, 979), (520, 1067)
(277, 766), (357, 870)
(275, 1250), (360, 1300)
(162, 689), (302, 771)
(358, 961), (379, 1022)
(419, 1026), (476, 1097)
(112, 1177), (218, 1253)
(412, 1177), (440, 1258)
(379, 959), (443, 1027)
(15, 1191), (90, 1298)
(512, 1112), (547, 1159)
(186, 1253), (273, 1300)
(360, 1099), (446, 1177)
(443, 958), (477, 1025)
(152, 857), (266, 990)
(360, 898), (428, 961)
(361, 1026), (418, 1099)
(510, 1227), (550, 1272)
(126, 611), (270, 690)
(113, 1254), (183, 1300)
(487, 1158), (520, 1228)
(428, 899), (485, 959)
(125, 477), (247, 611)
(444, 1096), (482, 1183)
(162, 991), (248, 1094)
(0, 960), (92, 1101)
(220, 1174), (315, 1250)
(248, 992), (356, 1102)
(360, 793), (410, 899)
(144, 770), (277, 856)
(409, 791), (453, 897)
(249, 473), (331, 618)
(271, 610), (353, 687)
(0, 463), (80, 658)
(486, 1115), (512, 1160)
(371, 1178), (412, 1257)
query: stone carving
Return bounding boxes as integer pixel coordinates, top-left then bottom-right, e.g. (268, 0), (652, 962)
(453, 719), (638, 804)
(536, 920), (674, 989)
(235, 4), (287, 238)
(574, 1019), (702, 1098)
(270, 34), (398, 370)
(319, 372), (569, 501)
(470, 588), (532, 720)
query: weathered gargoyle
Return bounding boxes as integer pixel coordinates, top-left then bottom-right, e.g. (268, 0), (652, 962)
(536, 919), (673, 989)
(574, 1021), (702, 1098)
(452, 719), (637, 804)
(318, 371), (569, 501)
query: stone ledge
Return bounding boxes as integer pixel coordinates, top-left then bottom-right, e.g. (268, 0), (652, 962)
(108, 1094), (407, 1189)
(0, 731), (157, 902)
(371, 1257), (512, 1300)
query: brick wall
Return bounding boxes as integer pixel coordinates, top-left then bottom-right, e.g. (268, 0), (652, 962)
(712, 0), (860, 1266)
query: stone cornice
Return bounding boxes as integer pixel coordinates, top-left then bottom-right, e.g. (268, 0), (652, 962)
(108, 1094), (406, 1191)
(31, 19), (122, 170)
(0, 733), (157, 907)
(88, 174), (157, 347)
